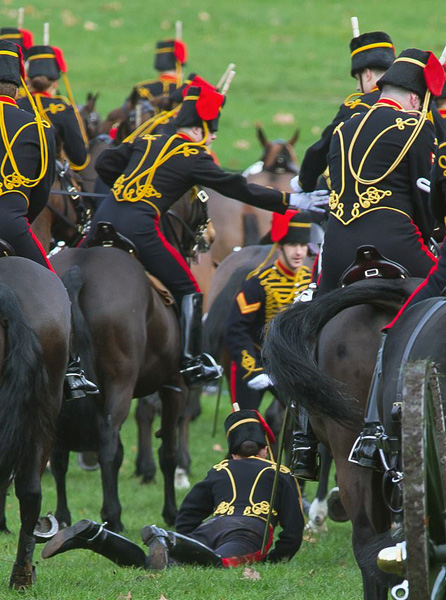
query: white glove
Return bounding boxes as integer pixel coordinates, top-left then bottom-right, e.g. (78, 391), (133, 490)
(247, 373), (273, 390)
(290, 175), (303, 193)
(289, 190), (330, 213)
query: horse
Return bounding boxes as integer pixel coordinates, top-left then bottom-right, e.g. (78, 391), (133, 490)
(0, 257), (71, 589)
(263, 278), (419, 600)
(49, 190), (211, 532)
(204, 126), (300, 268)
(78, 92), (102, 141)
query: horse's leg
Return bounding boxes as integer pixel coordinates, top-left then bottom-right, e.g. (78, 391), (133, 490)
(175, 387), (201, 490)
(158, 381), (185, 526)
(135, 394), (160, 483)
(0, 479), (10, 533)
(336, 460), (390, 600)
(9, 449), (43, 589)
(307, 445), (332, 531)
(50, 446), (72, 528)
(97, 387), (132, 532)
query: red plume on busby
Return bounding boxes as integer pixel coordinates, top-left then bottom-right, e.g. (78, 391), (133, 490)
(174, 40), (187, 65)
(175, 85), (226, 132)
(424, 52), (446, 96)
(19, 29), (33, 50)
(271, 210), (311, 245)
(52, 46), (67, 74)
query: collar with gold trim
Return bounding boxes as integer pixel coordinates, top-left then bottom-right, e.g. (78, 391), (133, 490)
(375, 97), (404, 110)
(0, 95), (17, 107)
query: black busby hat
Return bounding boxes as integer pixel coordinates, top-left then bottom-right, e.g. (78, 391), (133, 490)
(350, 31), (395, 77)
(377, 48), (446, 98)
(175, 84), (226, 132)
(27, 45), (66, 80)
(224, 409), (276, 454)
(0, 28), (33, 58)
(0, 40), (24, 87)
(154, 39), (187, 72)
(271, 210), (311, 245)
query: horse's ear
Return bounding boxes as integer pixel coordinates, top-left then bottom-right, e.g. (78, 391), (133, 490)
(288, 129), (300, 146)
(256, 125), (269, 148)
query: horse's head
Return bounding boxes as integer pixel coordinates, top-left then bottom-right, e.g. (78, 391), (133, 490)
(256, 126), (299, 174)
(163, 188), (214, 260)
(79, 92), (102, 140)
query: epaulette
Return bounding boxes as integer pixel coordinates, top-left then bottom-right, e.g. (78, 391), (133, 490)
(212, 459), (229, 470)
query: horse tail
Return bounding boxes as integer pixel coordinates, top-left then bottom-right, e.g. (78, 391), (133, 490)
(62, 266), (98, 385)
(263, 279), (412, 427)
(0, 284), (52, 480)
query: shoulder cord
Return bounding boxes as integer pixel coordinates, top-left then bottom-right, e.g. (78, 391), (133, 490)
(0, 77), (50, 192)
(123, 104), (181, 144)
(246, 245), (277, 280)
(346, 91), (431, 186)
(115, 121), (209, 203)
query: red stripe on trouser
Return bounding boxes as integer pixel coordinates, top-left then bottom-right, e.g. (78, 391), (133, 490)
(385, 221), (438, 330)
(154, 215), (200, 292)
(28, 225), (56, 272)
(230, 361), (237, 405)
(385, 262), (439, 330)
(221, 525), (274, 568)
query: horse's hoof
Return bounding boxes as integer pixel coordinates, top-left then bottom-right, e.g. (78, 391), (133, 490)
(305, 519), (328, 533)
(327, 487), (349, 523)
(174, 468), (191, 490)
(308, 498), (328, 529)
(9, 563), (36, 589)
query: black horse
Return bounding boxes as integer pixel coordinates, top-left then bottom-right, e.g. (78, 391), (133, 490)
(0, 257), (71, 588)
(49, 191), (211, 532)
(263, 278), (420, 600)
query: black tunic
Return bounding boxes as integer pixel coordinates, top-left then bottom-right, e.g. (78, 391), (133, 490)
(319, 99), (437, 293)
(298, 88), (381, 193)
(0, 97), (56, 268)
(175, 456), (304, 563)
(88, 133), (290, 300)
(18, 93), (89, 170)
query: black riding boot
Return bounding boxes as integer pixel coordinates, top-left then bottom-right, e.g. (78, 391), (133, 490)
(349, 333), (387, 470)
(141, 525), (222, 569)
(289, 408), (319, 481)
(179, 293), (222, 387)
(64, 355), (99, 400)
(42, 520), (147, 568)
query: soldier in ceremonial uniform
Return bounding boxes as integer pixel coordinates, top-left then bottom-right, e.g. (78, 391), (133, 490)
(42, 408), (304, 568)
(0, 40), (96, 399)
(18, 45), (90, 171)
(295, 30), (395, 194)
(317, 48), (445, 294)
(226, 211), (312, 410)
(87, 84), (328, 386)
(132, 39), (187, 109)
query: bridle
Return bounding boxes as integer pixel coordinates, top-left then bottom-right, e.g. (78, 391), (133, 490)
(47, 160), (93, 247)
(162, 188), (211, 261)
(261, 140), (298, 174)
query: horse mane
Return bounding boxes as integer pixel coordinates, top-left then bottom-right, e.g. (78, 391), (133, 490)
(263, 279), (414, 427)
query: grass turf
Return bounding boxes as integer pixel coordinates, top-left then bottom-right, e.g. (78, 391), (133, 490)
(0, 389), (362, 600)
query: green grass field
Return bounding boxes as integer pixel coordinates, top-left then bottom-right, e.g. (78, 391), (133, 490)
(0, 1), (444, 596)
(0, 391), (363, 600)
(2, 0), (446, 170)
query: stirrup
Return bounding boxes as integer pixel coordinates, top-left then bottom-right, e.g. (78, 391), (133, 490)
(180, 353), (223, 388)
(348, 422), (385, 470)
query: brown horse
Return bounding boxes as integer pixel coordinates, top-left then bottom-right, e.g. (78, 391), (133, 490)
(49, 192), (210, 532)
(263, 279), (420, 599)
(0, 257), (71, 588)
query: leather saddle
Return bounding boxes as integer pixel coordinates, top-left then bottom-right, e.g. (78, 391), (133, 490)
(85, 222), (174, 306)
(339, 245), (410, 288)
